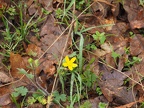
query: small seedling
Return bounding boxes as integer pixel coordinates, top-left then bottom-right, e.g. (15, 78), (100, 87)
(55, 8), (63, 19)
(123, 78), (130, 86)
(11, 86), (28, 108)
(124, 47), (130, 54)
(81, 70), (97, 88)
(79, 100), (92, 108)
(96, 87), (103, 96)
(129, 31), (135, 37)
(28, 58), (39, 68)
(111, 51), (120, 65)
(85, 43), (97, 50)
(98, 102), (107, 108)
(125, 57), (142, 67)
(41, 8), (50, 15)
(12, 86), (28, 97)
(92, 31), (106, 45)
(27, 97), (36, 105)
(27, 90), (47, 105)
(53, 91), (66, 104)
(6, 5), (17, 18)
(123, 56), (142, 71)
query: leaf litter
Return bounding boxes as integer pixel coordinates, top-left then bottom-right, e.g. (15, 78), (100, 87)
(0, 0), (144, 107)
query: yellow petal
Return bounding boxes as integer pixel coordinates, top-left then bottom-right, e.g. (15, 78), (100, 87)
(70, 57), (76, 63)
(72, 63), (78, 67)
(68, 66), (73, 71)
(62, 62), (68, 67)
(65, 56), (70, 62)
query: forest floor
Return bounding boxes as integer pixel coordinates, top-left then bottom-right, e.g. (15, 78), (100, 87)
(0, 0), (144, 108)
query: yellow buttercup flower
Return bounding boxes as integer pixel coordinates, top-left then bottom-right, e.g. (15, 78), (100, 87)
(62, 56), (78, 71)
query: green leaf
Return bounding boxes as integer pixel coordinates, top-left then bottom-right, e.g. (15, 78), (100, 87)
(92, 31), (106, 44)
(96, 87), (102, 96)
(111, 51), (120, 59)
(90, 44), (97, 50)
(18, 86), (28, 96)
(17, 68), (27, 74)
(28, 58), (33, 64)
(60, 94), (66, 102)
(18, 68), (34, 79)
(53, 91), (66, 103)
(98, 102), (107, 108)
(82, 70), (97, 88)
(80, 101), (92, 108)
(27, 97), (37, 105)
(12, 86), (28, 97)
(12, 92), (20, 97)
(36, 96), (47, 105)
(26, 73), (34, 79)
(76, 32), (84, 73)
(92, 34), (98, 40)
(34, 59), (39, 67)
(100, 35), (106, 44)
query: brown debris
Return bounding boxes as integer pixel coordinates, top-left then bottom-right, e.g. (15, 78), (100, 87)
(10, 52), (28, 79)
(0, 72), (12, 83)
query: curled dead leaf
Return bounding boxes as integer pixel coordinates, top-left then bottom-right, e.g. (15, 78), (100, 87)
(94, 43), (111, 57)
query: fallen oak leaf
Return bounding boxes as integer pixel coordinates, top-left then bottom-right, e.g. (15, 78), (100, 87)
(0, 94), (11, 106)
(0, 72), (12, 83)
(10, 52), (28, 79)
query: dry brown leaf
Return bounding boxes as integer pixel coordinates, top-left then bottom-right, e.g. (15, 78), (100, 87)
(115, 96), (144, 108)
(40, 15), (67, 60)
(93, 0), (113, 17)
(105, 53), (116, 70)
(139, 96), (144, 103)
(130, 35), (143, 56)
(130, 20), (144, 29)
(26, 0), (33, 7)
(0, 85), (11, 96)
(28, 3), (38, 16)
(37, 59), (56, 76)
(123, 0), (144, 29)
(0, 72), (12, 83)
(115, 101), (137, 108)
(39, 0), (53, 12)
(0, 94), (11, 106)
(99, 64), (135, 104)
(103, 17), (115, 31)
(42, 60), (56, 76)
(10, 52), (28, 78)
(30, 36), (41, 46)
(26, 44), (43, 57)
(94, 43), (111, 57)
